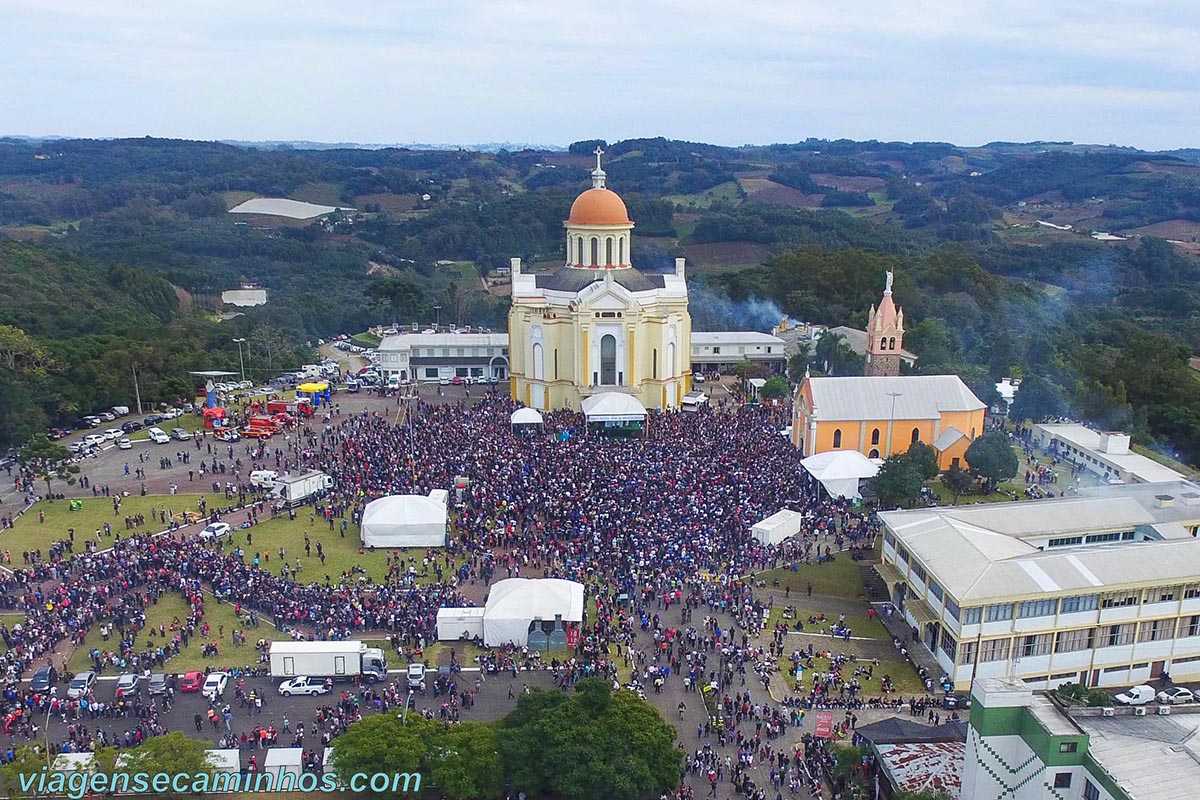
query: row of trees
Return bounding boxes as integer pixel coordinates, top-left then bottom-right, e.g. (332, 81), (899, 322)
(330, 679), (681, 800)
(872, 433), (1020, 508)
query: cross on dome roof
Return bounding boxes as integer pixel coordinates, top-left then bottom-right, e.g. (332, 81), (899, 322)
(591, 145), (606, 189)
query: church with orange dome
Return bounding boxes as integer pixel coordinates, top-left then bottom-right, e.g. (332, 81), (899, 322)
(507, 148), (693, 412)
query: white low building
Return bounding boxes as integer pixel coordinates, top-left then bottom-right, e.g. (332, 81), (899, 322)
(690, 332), (785, 374)
(1031, 423), (1185, 484)
(878, 482), (1200, 690)
(377, 332), (509, 384)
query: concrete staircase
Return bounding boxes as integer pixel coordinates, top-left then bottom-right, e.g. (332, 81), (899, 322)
(860, 564), (888, 602)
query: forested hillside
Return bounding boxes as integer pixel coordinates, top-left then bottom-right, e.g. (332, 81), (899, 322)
(1, 135), (1198, 460)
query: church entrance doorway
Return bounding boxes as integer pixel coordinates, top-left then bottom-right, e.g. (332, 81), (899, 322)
(600, 334), (617, 385)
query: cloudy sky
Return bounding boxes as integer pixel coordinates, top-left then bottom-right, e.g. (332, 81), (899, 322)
(2, 0), (1197, 149)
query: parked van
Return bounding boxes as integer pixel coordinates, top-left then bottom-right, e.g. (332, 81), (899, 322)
(250, 470), (279, 489)
(147, 427), (170, 444)
(1114, 685), (1156, 705)
(111, 406), (130, 417)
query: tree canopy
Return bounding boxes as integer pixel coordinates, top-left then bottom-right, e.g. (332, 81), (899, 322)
(964, 431), (1020, 490)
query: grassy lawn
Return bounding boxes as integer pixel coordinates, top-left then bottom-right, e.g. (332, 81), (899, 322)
(11, 493), (211, 555)
(756, 556), (866, 599)
(763, 606), (890, 643)
(776, 645), (926, 696)
(213, 514), (450, 588)
(66, 592), (286, 673)
(351, 331), (382, 348)
(925, 480), (1027, 506)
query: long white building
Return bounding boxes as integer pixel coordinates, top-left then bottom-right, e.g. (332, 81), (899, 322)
(877, 481), (1200, 690)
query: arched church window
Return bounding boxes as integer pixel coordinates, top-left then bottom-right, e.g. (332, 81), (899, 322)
(880, 337), (887, 350)
(666, 342), (676, 378)
(871, 428), (880, 445)
(577, 236), (584, 264)
(619, 237), (625, 265)
(590, 238), (599, 267)
(911, 427), (920, 444)
(600, 335), (617, 385)
(833, 429), (842, 448)
(606, 238), (614, 266)
(889, 337), (896, 350)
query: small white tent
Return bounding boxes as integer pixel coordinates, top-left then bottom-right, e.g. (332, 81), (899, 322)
(511, 407), (544, 426)
(752, 509), (803, 545)
(581, 392), (647, 423)
(801, 450), (879, 500)
(437, 607), (485, 641)
(360, 492), (447, 548)
(481, 578), (584, 647)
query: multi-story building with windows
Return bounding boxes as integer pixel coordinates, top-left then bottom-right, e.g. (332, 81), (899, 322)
(877, 482), (1200, 690)
(963, 676), (1196, 800)
(377, 333), (509, 383)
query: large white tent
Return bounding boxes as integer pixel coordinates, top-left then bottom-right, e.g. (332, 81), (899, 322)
(581, 392), (647, 423)
(360, 492), (447, 548)
(801, 450), (879, 500)
(480, 578), (584, 647)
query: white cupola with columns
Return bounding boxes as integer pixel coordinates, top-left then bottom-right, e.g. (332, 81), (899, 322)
(563, 147), (634, 269)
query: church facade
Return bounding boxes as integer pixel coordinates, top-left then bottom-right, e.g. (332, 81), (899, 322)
(508, 150), (692, 411)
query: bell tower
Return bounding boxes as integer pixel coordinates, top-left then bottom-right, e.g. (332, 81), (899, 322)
(865, 271), (904, 377)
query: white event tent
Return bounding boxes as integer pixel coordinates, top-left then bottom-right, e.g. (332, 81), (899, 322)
(511, 407), (544, 426)
(480, 578), (584, 647)
(801, 450), (879, 500)
(581, 392), (647, 423)
(360, 492), (448, 548)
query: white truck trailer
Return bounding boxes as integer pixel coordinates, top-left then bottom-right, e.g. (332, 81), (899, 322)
(273, 470), (333, 507)
(268, 641), (388, 683)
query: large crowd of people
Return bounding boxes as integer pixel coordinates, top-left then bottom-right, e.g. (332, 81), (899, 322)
(1, 391), (895, 797)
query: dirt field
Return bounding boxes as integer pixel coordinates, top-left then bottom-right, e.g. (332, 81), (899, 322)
(683, 241), (774, 272)
(1125, 219), (1200, 241)
(737, 177), (821, 208)
(811, 174), (887, 193)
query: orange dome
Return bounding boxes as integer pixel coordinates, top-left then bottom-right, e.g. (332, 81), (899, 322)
(567, 188), (631, 226)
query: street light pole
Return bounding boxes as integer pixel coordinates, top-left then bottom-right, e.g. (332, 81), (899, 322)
(232, 338), (247, 383)
(886, 392), (903, 456)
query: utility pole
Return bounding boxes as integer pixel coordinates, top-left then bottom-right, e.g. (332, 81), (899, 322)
(433, 305), (442, 330)
(232, 338), (247, 383)
(886, 392), (903, 456)
(132, 364), (143, 415)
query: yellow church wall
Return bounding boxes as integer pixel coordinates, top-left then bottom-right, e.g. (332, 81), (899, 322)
(938, 437), (972, 470)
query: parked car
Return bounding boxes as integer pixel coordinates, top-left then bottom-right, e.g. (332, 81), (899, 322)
(439, 377), (451, 386)
(278, 676), (331, 697)
(171, 427), (192, 441)
(143, 414), (164, 426)
(162, 408), (182, 419)
(215, 429), (241, 442)
(199, 522), (231, 541)
(48, 428), (69, 440)
(30, 665), (57, 693)
(147, 673), (169, 696)
(117, 438), (132, 450)
(179, 671), (204, 692)
(407, 663), (427, 690)
(83, 433), (107, 447)
(120, 420), (144, 433)
(66, 442), (90, 454)
(67, 671), (96, 700)
(201, 672), (228, 700)
(451, 376), (464, 385)
(1157, 687), (1195, 705)
(115, 673), (140, 696)
(103, 428), (123, 441)
(147, 427), (170, 444)
(1114, 685), (1156, 705)
(97, 411), (116, 422)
